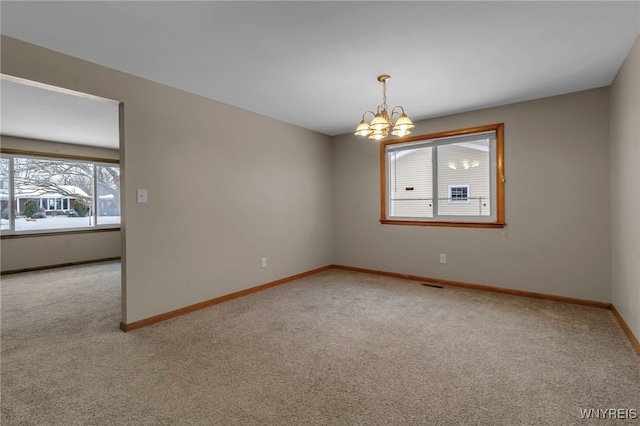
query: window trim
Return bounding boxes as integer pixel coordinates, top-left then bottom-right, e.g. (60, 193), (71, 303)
(0, 148), (119, 165)
(1, 227), (120, 240)
(379, 123), (505, 228)
(1, 149), (121, 237)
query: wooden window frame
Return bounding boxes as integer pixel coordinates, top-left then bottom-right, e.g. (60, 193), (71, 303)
(380, 123), (505, 228)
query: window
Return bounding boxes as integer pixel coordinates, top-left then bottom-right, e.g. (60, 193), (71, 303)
(0, 152), (120, 235)
(449, 185), (469, 203)
(0, 157), (9, 231)
(96, 165), (121, 226)
(381, 123), (505, 227)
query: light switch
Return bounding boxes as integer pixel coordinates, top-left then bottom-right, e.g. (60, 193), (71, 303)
(137, 189), (148, 204)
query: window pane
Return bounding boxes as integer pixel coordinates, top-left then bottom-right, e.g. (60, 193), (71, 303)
(389, 147), (433, 218)
(14, 157), (94, 231)
(96, 165), (120, 225)
(437, 139), (491, 216)
(0, 158), (9, 230)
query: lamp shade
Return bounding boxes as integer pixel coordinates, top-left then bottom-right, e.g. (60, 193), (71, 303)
(354, 120), (372, 136)
(394, 114), (415, 130)
(368, 128), (387, 140)
(391, 128), (411, 137)
(369, 113), (390, 131)
(391, 114), (415, 136)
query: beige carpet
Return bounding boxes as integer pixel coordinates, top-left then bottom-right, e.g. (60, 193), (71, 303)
(1, 261), (639, 425)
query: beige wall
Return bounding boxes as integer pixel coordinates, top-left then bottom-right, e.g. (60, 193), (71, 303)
(1, 231), (121, 272)
(1, 36), (333, 324)
(0, 136), (121, 272)
(610, 36), (640, 339)
(333, 88), (611, 302)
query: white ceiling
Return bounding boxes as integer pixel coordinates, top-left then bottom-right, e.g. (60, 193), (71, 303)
(1, 1), (639, 150)
(1, 77), (120, 149)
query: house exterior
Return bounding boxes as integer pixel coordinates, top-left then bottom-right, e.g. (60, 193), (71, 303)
(389, 142), (491, 218)
(14, 185), (88, 216)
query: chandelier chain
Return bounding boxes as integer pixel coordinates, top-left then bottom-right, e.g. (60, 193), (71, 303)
(381, 79), (388, 110)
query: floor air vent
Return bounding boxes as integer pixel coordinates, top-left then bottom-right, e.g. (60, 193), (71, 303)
(422, 283), (444, 289)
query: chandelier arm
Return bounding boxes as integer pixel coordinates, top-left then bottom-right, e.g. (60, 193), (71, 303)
(389, 106), (405, 123)
(362, 110), (377, 121)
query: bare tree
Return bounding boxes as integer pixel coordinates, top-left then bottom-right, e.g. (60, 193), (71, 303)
(12, 157), (120, 214)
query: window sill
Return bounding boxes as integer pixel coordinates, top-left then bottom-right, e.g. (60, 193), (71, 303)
(1, 227), (121, 239)
(380, 219), (506, 228)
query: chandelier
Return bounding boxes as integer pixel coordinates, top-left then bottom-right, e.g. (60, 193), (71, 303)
(354, 75), (415, 140)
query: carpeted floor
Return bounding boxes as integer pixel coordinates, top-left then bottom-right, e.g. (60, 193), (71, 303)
(1, 261), (639, 425)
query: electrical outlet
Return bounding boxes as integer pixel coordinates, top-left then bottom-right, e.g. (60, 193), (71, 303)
(440, 254), (447, 264)
(261, 257), (267, 268)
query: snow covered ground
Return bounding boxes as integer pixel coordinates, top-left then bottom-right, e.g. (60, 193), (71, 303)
(1, 216), (120, 232)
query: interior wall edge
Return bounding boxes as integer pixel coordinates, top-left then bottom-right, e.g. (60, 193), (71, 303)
(332, 264), (612, 309)
(0, 257), (121, 275)
(611, 304), (640, 357)
(332, 264), (640, 356)
(120, 265), (332, 332)
(119, 261), (639, 357)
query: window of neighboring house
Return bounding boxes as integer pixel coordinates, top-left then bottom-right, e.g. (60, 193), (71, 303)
(449, 185), (469, 203)
(381, 123), (505, 227)
(0, 152), (120, 235)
